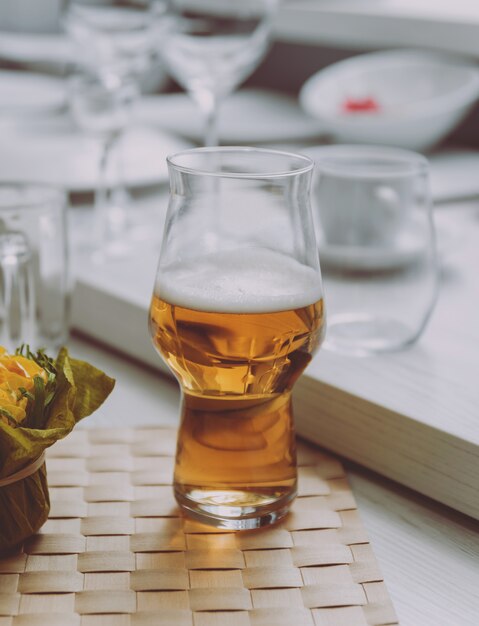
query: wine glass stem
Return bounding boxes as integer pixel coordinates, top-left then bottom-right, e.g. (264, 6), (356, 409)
(95, 131), (122, 249)
(198, 93), (219, 147)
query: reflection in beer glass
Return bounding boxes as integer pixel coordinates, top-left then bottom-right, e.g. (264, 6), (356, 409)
(149, 148), (325, 529)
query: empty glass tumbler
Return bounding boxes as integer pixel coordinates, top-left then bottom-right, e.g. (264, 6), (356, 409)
(311, 145), (439, 355)
(0, 184), (69, 352)
(149, 147), (325, 529)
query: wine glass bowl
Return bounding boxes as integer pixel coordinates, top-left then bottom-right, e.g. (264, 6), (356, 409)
(68, 70), (137, 138)
(160, 0), (278, 145)
(63, 0), (166, 86)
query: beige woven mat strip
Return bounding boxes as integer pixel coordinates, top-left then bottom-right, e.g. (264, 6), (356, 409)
(0, 427), (399, 626)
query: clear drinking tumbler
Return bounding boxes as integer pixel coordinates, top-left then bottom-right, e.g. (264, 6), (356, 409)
(311, 145), (439, 355)
(0, 184), (69, 352)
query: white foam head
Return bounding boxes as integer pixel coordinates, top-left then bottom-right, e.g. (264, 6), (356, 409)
(157, 248), (322, 313)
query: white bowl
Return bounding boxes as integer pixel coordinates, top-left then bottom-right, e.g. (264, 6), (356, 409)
(299, 49), (479, 151)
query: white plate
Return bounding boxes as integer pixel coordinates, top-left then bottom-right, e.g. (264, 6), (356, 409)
(0, 118), (193, 191)
(0, 32), (169, 93)
(0, 70), (66, 115)
(135, 89), (325, 143)
(0, 31), (73, 65)
(429, 149), (479, 202)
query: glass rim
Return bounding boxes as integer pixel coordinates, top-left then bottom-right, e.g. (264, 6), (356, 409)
(309, 144), (429, 179)
(0, 182), (66, 211)
(167, 146), (315, 179)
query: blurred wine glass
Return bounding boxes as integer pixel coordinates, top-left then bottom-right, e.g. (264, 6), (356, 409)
(63, 0), (167, 259)
(160, 0), (278, 146)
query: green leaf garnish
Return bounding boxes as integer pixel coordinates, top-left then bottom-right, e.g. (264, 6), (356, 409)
(15, 344), (58, 430)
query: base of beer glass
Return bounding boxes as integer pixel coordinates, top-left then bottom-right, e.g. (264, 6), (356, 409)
(325, 313), (419, 355)
(175, 486), (297, 530)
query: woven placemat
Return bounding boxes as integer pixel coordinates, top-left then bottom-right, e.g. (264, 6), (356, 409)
(0, 427), (398, 626)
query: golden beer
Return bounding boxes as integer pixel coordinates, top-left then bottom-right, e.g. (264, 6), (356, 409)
(149, 249), (325, 525)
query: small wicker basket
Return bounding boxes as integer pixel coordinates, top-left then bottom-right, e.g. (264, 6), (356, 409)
(0, 453), (49, 552)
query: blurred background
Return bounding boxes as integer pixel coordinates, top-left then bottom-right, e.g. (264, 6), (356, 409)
(2, 0), (479, 145)
(1, 0), (479, 355)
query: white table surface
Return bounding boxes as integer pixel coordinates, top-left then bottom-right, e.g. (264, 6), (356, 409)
(69, 334), (479, 626)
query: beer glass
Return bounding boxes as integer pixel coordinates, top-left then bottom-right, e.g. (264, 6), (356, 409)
(149, 147), (325, 529)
